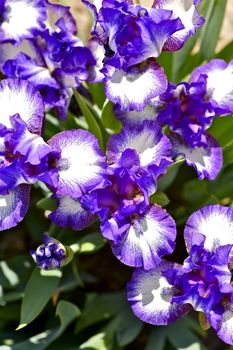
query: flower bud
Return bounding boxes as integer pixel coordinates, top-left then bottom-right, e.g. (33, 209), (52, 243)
(30, 234), (73, 270)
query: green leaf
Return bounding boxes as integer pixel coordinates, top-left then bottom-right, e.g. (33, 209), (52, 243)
(36, 195), (57, 211)
(150, 191), (170, 207)
(145, 328), (166, 350)
(78, 333), (111, 350)
(208, 116), (233, 168)
(157, 52), (173, 81)
(209, 116), (233, 148)
(0, 255), (32, 290)
(88, 83), (106, 109)
(146, 316), (207, 350)
(18, 268), (62, 329)
(73, 90), (104, 149)
(78, 317), (122, 350)
(171, 36), (198, 83)
(183, 180), (209, 207)
(101, 101), (122, 134)
(0, 304), (20, 321)
(158, 160), (184, 191)
(208, 164), (233, 199)
(216, 40), (233, 61)
(56, 300), (81, 332)
(167, 318), (207, 350)
(75, 292), (124, 332)
(79, 233), (107, 254)
(11, 301), (80, 350)
(198, 0), (227, 61)
(116, 305), (143, 346)
(44, 113), (63, 140)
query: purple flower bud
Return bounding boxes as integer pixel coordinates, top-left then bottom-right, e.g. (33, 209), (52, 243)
(30, 234), (70, 270)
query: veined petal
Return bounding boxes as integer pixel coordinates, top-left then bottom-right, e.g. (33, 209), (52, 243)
(170, 132), (222, 180)
(112, 204), (176, 269)
(45, 2), (77, 34)
(48, 130), (108, 198)
(82, 0), (103, 16)
(88, 38), (105, 83)
(210, 301), (233, 346)
(0, 0), (46, 44)
(190, 59), (233, 114)
(0, 184), (30, 231)
(7, 114), (55, 166)
(184, 205), (233, 253)
(3, 53), (60, 89)
(0, 39), (43, 65)
(115, 99), (161, 126)
(104, 59), (167, 111)
(127, 262), (191, 325)
(153, 0), (204, 51)
(107, 120), (172, 177)
(49, 196), (96, 231)
(0, 79), (44, 134)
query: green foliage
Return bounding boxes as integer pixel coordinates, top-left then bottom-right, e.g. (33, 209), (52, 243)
(8, 301), (80, 350)
(74, 89), (104, 149)
(18, 268), (62, 329)
(146, 316), (207, 350)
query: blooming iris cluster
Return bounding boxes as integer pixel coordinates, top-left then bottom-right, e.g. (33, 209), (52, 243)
(79, 121), (176, 269)
(0, 0), (96, 118)
(158, 59), (233, 180)
(0, 77), (108, 231)
(83, 0), (204, 111)
(127, 205), (233, 345)
(117, 58), (233, 180)
(1, 0), (233, 346)
(0, 78), (58, 230)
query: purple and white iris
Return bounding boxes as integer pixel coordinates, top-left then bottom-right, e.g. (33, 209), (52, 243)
(0, 0), (96, 118)
(0, 0), (46, 44)
(0, 78), (58, 231)
(190, 58), (233, 115)
(83, 0), (204, 111)
(80, 121), (177, 269)
(116, 58), (233, 180)
(157, 59), (233, 180)
(128, 205), (233, 345)
(47, 129), (109, 230)
(157, 79), (223, 180)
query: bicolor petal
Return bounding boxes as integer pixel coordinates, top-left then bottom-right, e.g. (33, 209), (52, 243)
(111, 204), (177, 269)
(107, 120), (172, 180)
(184, 205), (233, 253)
(0, 79), (44, 134)
(127, 262), (191, 325)
(3, 53), (60, 90)
(45, 2), (77, 34)
(209, 301), (233, 346)
(153, 0), (204, 51)
(0, 184), (30, 231)
(49, 196), (96, 231)
(170, 132), (223, 180)
(115, 99), (161, 126)
(104, 59), (167, 111)
(6, 114), (55, 166)
(0, 0), (46, 44)
(48, 130), (108, 198)
(0, 39), (43, 65)
(190, 59), (233, 114)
